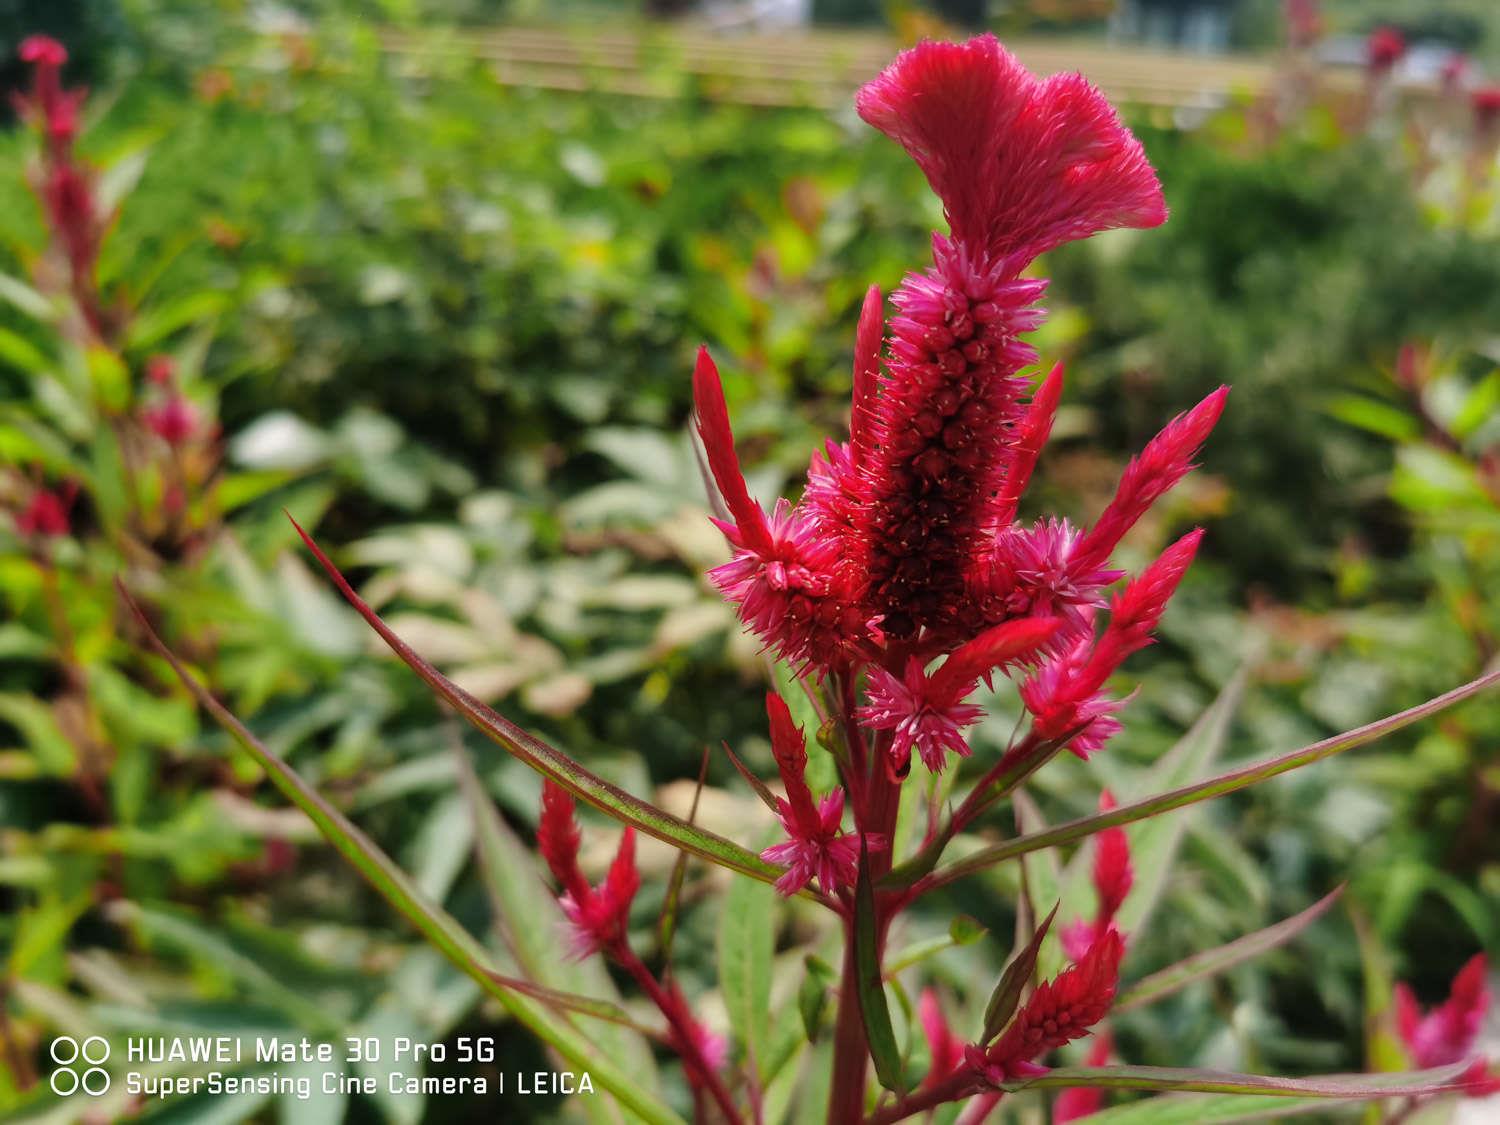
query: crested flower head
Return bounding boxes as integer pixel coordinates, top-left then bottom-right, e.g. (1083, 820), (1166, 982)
(1394, 953), (1490, 1070)
(855, 35), (1165, 265)
(969, 926), (1123, 1085)
(758, 693), (864, 895)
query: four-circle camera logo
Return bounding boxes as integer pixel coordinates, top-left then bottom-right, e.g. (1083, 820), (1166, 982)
(50, 1036), (111, 1096)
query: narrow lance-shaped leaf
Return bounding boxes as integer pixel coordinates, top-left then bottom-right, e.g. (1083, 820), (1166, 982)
(1114, 886), (1344, 1014)
(800, 955), (836, 1044)
(854, 841), (905, 1094)
(919, 668), (1500, 890)
(658, 747), (711, 960)
(120, 585), (686, 1125)
(287, 515), (818, 900)
(982, 904), (1058, 1044)
(723, 740), (781, 815)
(1003, 1061), (1471, 1098)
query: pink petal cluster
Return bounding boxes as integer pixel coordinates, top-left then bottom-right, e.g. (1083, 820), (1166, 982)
(1061, 790), (1134, 961)
(1394, 954), (1490, 1071)
(966, 927), (1123, 1084)
(536, 781), (639, 958)
(143, 394), (201, 446)
(757, 693), (864, 895)
(694, 35), (1225, 782)
(1367, 27), (1407, 73)
(15, 483), (76, 539)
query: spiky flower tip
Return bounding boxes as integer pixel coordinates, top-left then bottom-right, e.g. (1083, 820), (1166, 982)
(967, 926), (1123, 1085)
(1061, 790), (1134, 961)
(757, 693), (865, 895)
(536, 781), (639, 959)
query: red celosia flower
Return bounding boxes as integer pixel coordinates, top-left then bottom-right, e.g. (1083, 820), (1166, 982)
(919, 988), (965, 1089)
(1071, 388), (1227, 575)
(144, 394), (200, 446)
(694, 349), (868, 668)
(845, 36), (1165, 647)
(859, 616), (1059, 774)
(147, 355), (177, 385)
(1472, 86), (1500, 132)
(1394, 954), (1490, 1070)
(16, 36), (83, 149)
(1023, 530), (1202, 754)
(536, 781), (638, 958)
(1367, 27), (1406, 73)
(974, 518), (1121, 642)
(15, 482), (76, 538)
(1052, 1031), (1114, 1122)
(968, 926), (1123, 1084)
(758, 693), (863, 895)
(1062, 791), (1133, 961)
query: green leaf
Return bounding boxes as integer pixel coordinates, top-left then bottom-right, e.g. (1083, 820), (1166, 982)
(923, 668), (1500, 890)
(854, 846), (904, 1095)
(122, 586), (685, 1125)
(718, 868), (775, 1065)
(289, 517), (808, 898)
(982, 904), (1057, 1044)
(1114, 886), (1344, 1013)
(1326, 395), (1421, 441)
(798, 956), (835, 1043)
(1007, 1062), (1469, 1098)
(0, 272), (55, 321)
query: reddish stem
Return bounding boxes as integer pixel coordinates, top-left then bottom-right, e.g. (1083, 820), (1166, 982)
(865, 1067), (984, 1125)
(615, 947), (743, 1125)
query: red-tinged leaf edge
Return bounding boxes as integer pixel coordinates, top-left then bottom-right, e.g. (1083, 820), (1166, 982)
(1114, 886), (1344, 1014)
(1003, 1061), (1472, 1098)
(723, 740), (781, 815)
(917, 668), (1500, 891)
(482, 970), (662, 1040)
(286, 514), (831, 906)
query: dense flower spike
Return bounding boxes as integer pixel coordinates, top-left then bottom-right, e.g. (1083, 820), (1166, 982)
(759, 693), (863, 894)
(1394, 954), (1490, 1070)
(536, 781), (638, 958)
(918, 989), (965, 1089)
(859, 616), (1059, 774)
(973, 518), (1120, 641)
(1062, 791), (1133, 961)
(968, 927), (1123, 1084)
(15, 483), (76, 539)
(144, 394), (200, 446)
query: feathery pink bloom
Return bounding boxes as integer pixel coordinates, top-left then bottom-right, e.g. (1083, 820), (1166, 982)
(536, 781), (638, 958)
(973, 518), (1121, 642)
(144, 394), (200, 446)
(919, 988), (965, 1089)
(1072, 387), (1227, 574)
(758, 693), (863, 895)
(1052, 1032), (1114, 1123)
(968, 926), (1123, 1084)
(846, 36), (1165, 648)
(991, 363), (1065, 528)
(860, 617), (1060, 775)
(694, 349), (866, 668)
(1367, 27), (1406, 73)
(15, 482), (76, 538)
(16, 36), (82, 148)
(1063, 791), (1133, 961)
(1021, 635), (1125, 759)
(1395, 954), (1490, 1070)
